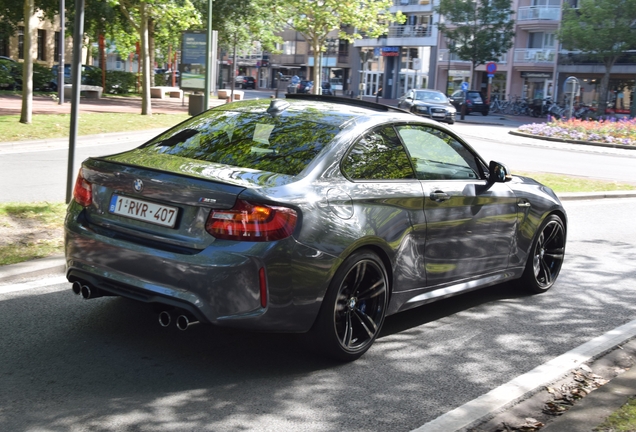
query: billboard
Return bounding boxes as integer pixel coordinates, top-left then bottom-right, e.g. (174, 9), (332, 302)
(180, 31), (217, 91)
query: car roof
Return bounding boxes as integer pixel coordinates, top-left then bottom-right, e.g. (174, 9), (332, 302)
(211, 95), (419, 132)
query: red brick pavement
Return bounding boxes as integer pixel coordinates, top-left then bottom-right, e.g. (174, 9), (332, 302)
(0, 94), (194, 116)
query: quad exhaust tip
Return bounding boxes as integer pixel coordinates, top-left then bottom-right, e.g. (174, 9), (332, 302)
(158, 311), (172, 327)
(176, 314), (199, 331)
(71, 281), (104, 299)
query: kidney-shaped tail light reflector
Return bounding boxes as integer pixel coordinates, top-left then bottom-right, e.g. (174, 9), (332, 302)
(205, 200), (297, 242)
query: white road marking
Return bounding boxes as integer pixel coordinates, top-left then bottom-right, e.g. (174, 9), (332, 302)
(0, 276), (69, 294)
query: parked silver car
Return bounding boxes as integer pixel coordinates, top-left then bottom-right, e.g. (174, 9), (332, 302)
(65, 95), (567, 361)
(397, 89), (456, 124)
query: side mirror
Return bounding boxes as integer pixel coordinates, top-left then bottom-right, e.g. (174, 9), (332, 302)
(489, 161), (512, 183)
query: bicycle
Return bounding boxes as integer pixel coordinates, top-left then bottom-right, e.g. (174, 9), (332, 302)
(489, 95), (509, 114)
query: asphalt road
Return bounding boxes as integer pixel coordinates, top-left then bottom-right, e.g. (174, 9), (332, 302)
(452, 122), (636, 185)
(1, 198), (635, 431)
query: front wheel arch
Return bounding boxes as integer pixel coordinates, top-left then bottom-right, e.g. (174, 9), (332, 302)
(521, 213), (566, 294)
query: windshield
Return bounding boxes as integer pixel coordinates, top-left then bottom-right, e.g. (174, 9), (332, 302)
(139, 110), (339, 176)
(415, 91), (447, 102)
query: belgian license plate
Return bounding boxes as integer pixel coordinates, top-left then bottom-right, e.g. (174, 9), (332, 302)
(432, 112), (445, 117)
(109, 195), (178, 228)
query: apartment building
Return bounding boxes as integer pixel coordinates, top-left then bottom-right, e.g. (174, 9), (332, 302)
(353, 0), (439, 99)
(0, 13), (72, 68)
(434, 0), (635, 111)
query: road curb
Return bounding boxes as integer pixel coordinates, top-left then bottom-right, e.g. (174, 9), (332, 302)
(509, 130), (636, 150)
(0, 255), (65, 283)
(412, 320), (636, 432)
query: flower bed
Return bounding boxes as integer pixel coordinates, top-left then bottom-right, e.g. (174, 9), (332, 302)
(517, 117), (636, 146)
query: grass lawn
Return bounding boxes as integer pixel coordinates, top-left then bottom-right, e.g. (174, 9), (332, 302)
(0, 112), (190, 142)
(596, 397), (636, 431)
(515, 171), (636, 192)
(1, 173), (634, 266)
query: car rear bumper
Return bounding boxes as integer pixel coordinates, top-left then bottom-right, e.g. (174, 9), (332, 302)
(64, 208), (336, 333)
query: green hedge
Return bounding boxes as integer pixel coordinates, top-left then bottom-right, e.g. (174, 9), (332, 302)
(105, 70), (137, 94)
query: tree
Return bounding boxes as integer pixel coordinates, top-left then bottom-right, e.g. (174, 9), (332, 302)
(109, 0), (201, 115)
(270, 0), (403, 94)
(0, 0), (58, 124)
(436, 0), (515, 89)
(558, 0), (636, 115)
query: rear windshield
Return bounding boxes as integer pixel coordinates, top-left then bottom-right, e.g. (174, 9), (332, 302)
(141, 110), (339, 176)
(468, 93), (483, 102)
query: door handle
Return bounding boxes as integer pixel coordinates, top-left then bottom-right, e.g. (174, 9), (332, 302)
(430, 191), (451, 202)
(518, 200), (531, 208)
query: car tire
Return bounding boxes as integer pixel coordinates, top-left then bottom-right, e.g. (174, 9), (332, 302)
(481, 111), (489, 116)
(447, 120), (455, 125)
(309, 250), (389, 362)
(521, 214), (565, 294)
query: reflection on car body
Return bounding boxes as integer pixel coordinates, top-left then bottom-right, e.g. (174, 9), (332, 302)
(65, 94), (567, 362)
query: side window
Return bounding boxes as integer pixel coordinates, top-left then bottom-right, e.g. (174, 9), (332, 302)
(396, 125), (481, 181)
(342, 126), (416, 180)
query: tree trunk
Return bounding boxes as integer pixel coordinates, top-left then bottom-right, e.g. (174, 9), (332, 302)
(149, 19), (155, 87)
(140, 1), (152, 115)
(597, 58), (616, 117)
(85, 36), (91, 65)
(20, 0), (35, 124)
(312, 40), (321, 95)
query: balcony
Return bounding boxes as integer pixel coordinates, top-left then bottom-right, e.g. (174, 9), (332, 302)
(438, 49), (507, 64)
(514, 48), (555, 64)
(517, 6), (560, 21)
(388, 25), (432, 38)
(391, 0), (433, 12)
(355, 25), (436, 48)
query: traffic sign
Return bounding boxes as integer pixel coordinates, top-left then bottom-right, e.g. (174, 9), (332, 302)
(461, 81), (469, 91)
(486, 62), (497, 74)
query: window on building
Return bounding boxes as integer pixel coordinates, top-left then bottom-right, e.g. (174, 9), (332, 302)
(0, 38), (8, 57)
(282, 41), (296, 55)
(54, 31), (60, 61)
(532, 0), (560, 5)
(37, 30), (46, 61)
(18, 27), (24, 59)
(528, 32), (555, 48)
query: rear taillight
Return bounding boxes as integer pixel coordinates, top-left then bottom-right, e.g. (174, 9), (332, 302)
(73, 169), (92, 207)
(205, 199), (297, 242)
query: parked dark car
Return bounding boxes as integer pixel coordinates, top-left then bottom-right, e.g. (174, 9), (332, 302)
(48, 64), (101, 91)
(238, 76), (255, 89)
(0, 56), (22, 90)
(65, 94), (567, 362)
(397, 89), (456, 124)
(449, 90), (490, 116)
(298, 80), (313, 93)
(321, 81), (333, 95)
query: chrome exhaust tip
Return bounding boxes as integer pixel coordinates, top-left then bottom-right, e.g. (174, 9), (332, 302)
(80, 284), (103, 299)
(71, 281), (82, 295)
(158, 311), (172, 327)
(176, 314), (199, 331)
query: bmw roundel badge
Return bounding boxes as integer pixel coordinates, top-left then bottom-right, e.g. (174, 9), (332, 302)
(133, 179), (144, 192)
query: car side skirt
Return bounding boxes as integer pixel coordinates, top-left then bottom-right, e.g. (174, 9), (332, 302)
(388, 267), (525, 315)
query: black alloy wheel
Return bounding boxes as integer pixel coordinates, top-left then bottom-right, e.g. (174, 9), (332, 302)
(522, 215), (566, 293)
(311, 250), (389, 361)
